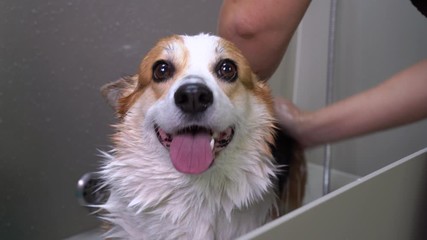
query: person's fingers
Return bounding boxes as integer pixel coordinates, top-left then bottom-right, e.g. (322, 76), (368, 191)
(273, 96), (312, 147)
(273, 96), (300, 131)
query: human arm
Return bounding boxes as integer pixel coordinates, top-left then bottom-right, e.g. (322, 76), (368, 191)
(275, 60), (427, 148)
(217, 0), (310, 80)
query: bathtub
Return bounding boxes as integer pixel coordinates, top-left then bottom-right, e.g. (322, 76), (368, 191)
(66, 162), (358, 240)
(65, 147), (427, 239)
(240, 147), (427, 240)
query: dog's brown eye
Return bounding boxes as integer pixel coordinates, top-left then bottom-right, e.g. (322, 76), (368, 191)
(152, 60), (174, 82)
(216, 59), (238, 82)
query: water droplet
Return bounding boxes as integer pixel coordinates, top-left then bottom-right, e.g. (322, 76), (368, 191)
(122, 44), (132, 51)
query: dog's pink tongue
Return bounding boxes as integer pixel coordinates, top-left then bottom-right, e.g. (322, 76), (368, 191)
(170, 132), (213, 174)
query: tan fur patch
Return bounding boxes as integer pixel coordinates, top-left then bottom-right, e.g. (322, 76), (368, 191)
(118, 35), (188, 115)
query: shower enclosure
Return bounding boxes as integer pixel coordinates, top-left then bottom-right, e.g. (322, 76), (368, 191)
(1, 1), (426, 239)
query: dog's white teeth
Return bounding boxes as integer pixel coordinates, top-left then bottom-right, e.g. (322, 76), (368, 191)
(210, 138), (215, 150)
(212, 132), (219, 139)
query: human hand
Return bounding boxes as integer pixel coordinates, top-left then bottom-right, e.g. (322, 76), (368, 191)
(273, 96), (310, 147)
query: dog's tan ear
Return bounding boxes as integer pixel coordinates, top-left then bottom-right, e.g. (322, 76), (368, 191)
(100, 75), (138, 111)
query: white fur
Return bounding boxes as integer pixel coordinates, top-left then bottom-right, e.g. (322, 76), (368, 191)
(100, 34), (278, 240)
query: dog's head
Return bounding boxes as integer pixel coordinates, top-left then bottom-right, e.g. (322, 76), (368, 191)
(102, 34), (276, 177)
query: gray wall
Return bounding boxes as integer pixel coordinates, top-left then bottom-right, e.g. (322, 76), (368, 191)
(332, 0), (427, 175)
(0, 1), (221, 239)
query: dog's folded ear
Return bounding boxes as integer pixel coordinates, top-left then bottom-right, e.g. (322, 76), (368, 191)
(101, 75), (138, 112)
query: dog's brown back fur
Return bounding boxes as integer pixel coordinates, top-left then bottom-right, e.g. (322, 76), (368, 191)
(271, 128), (306, 214)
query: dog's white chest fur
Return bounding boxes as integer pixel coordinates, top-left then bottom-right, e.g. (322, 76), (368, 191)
(100, 34), (278, 239)
(103, 162), (276, 239)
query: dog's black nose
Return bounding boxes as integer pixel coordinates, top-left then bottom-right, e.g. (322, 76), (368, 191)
(174, 83), (213, 113)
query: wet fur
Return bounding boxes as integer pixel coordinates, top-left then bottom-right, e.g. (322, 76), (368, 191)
(99, 34), (305, 239)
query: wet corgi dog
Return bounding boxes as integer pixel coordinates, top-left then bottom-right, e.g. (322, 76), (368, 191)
(100, 34), (306, 240)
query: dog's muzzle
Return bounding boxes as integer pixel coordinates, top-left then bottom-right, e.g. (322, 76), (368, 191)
(154, 82), (235, 175)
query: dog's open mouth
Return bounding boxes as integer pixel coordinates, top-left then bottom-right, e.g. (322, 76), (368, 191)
(155, 124), (235, 174)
